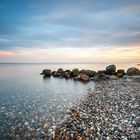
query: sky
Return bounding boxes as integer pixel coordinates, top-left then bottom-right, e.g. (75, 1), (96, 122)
(0, 0), (140, 63)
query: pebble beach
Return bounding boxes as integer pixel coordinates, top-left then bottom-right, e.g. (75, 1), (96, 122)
(52, 76), (140, 140)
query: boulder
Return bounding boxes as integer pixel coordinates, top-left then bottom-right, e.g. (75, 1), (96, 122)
(57, 68), (64, 74)
(93, 73), (109, 81)
(63, 71), (71, 78)
(78, 73), (90, 81)
(106, 65), (116, 75)
(72, 68), (79, 77)
(41, 69), (51, 77)
(79, 69), (85, 73)
(52, 71), (56, 75)
(117, 69), (125, 75)
(65, 69), (71, 73)
(53, 72), (61, 77)
(80, 70), (96, 77)
(82, 74), (90, 81)
(97, 70), (106, 74)
(127, 67), (140, 76)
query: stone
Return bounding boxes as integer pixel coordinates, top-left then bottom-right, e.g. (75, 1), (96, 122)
(53, 72), (61, 77)
(52, 71), (56, 75)
(80, 70), (96, 77)
(94, 73), (109, 81)
(65, 69), (71, 73)
(44, 123), (48, 129)
(127, 67), (140, 76)
(24, 121), (29, 126)
(106, 65), (116, 75)
(117, 73), (124, 78)
(131, 134), (136, 139)
(63, 70), (71, 78)
(78, 73), (90, 81)
(72, 68), (79, 77)
(97, 70), (106, 74)
(117, 69), (125, 75)
(41, 69), (51, 77)
(57, 68), (64, 74)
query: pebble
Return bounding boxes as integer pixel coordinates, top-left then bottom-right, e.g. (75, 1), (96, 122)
(53, 78), (140, 139)
(0, 77), (140, 139)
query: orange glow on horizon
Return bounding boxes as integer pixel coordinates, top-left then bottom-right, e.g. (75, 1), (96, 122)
(0, 45), (139, 63)
(0, 51), (14, 56)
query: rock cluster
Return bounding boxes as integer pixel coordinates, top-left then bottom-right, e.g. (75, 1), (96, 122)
(41, 65), (140, 81)
(52, 77), (140, 140)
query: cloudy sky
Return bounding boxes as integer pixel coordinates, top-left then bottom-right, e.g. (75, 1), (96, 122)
(0, 0), (140, 62)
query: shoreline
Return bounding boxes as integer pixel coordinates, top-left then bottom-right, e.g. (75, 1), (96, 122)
(51, 77), (140, 140)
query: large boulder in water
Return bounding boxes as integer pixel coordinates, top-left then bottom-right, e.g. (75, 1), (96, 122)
(53, 72), (61, 77)
(71, 68), (79, 77)
(80, 70), (96, 77)
(93, 73), (109, 81)
(127, 67), (140, 76)
(57, 68), (64, 74)
(41, 69), (51, 77)
(106, 65), (116, 75)
(63, 70), (71, 78)
(78, 73), (90, 81)
(52, 71), (56, 75)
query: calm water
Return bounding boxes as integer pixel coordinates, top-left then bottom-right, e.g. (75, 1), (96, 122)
(0, 62), (139, 139)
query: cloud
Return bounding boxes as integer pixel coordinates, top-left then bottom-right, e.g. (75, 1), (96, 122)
(0, 45), (140, 62)
(0, 0), (140, 62)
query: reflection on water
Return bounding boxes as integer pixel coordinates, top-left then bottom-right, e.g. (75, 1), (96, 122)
(0, 64), (95, 139)
(0, 63), (139, 139)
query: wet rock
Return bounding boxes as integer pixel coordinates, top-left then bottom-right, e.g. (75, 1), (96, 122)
(117, 73), (124, 78)
(52, 71), (56, 75)
(72, 68), (79, 77)
(85, 70), (96, 77)
(117, 69), (125, 75)
(41, 69), (51, 77)
(78, 73), (90, 81)
(106, 65), (116, 75)
(57, 68), (64, 74)
(127, 67), (140, 76)
(94, 73), (109, 81)
(80, 70), (96, 77)
(63, 70), (71, 78)
(131, 134), (136, 139)
(53, 72), (61, 77)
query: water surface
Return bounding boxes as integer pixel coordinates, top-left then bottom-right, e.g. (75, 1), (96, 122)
(0, 62), (139, 139)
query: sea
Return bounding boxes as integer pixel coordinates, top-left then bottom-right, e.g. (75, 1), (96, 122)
(0, 62), (139, 139)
